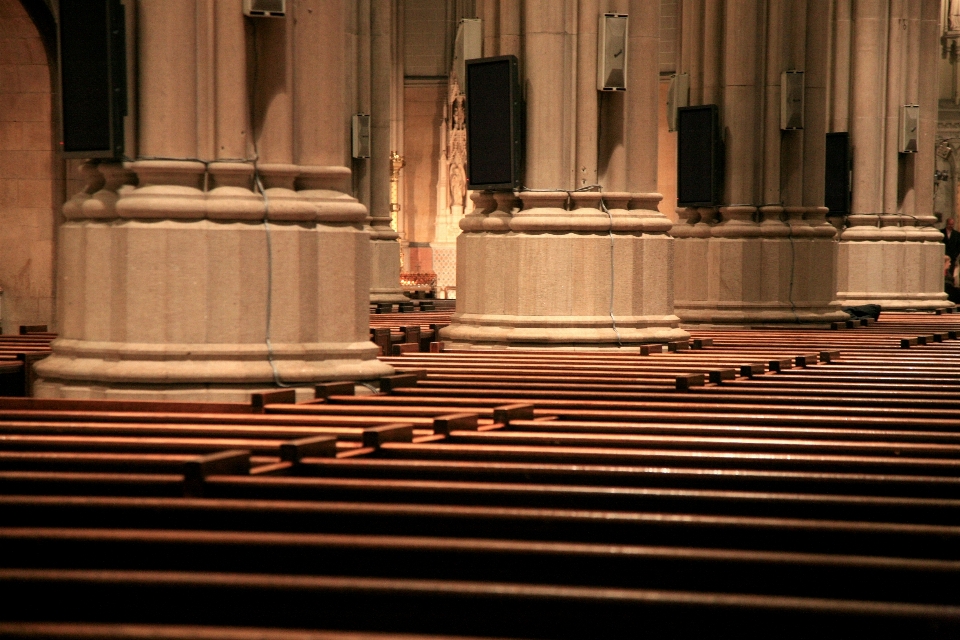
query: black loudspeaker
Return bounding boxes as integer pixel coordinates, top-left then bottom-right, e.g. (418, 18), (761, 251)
(58, 0), (126, 159)
(676, 105), (724, 207)
(824, 132), (851, 215)
(465, 55), (523, 191)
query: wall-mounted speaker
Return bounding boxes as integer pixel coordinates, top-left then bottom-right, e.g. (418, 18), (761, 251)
(453, 18), (482, 94)
(667, 73), (689, 132)
(352, 114), (370, 159)
(900, 104), (919, 153)
(824, 132), (850, 215)
(597, 13), (628, 91)
(780, 71), (804, 130)
(465, 55), (523, 191)
(58, 0), (126, 159)
(243, 0), (285, 18)
(677, 105), (724, 207)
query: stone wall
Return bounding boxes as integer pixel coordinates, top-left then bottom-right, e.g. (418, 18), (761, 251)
(402, 81), (446, 244)
(0, 0), (57, 333)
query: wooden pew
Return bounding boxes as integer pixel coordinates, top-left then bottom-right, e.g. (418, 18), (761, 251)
(2, 565), (955, 638)
(3, 315), (960, 636)
(0, 623), (469, 640)
(2, 525), (959, 609)
(0, 332), (55, 396)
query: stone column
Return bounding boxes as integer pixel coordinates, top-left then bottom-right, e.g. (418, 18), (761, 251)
(499, 0), (521, 58)
(828, 0), (852, 234)
(800, 0), (842, 313)
(763, 0), (786, 207)
(671, 0), (846, 324)
(835, 0), (949, 309)
(34, 0), (391, 400)
(830, 0), (852, 133)
(597, 0), (628, 193)
(680, 0), (703, 105)
(575, 0), (599, 190)
(368, 0), (408, 303)
(479, 0), (499, 57)
(912, 0), (949, 301)
(803, 0), (830, 211)
(626, 0), (678, 325)
(443, 0), (687, 348)
(701, 0), (723, 105)
(354, 0), (372, 211)
(671, 0), (711, 311)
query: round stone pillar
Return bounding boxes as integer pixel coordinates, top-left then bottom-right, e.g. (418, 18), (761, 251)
(442, 0), (687, 348)
(671, 0), (846, 325)
(367, 0), (408, 304)
(835, 0), (950, 310)
(34, 1), (391, 400)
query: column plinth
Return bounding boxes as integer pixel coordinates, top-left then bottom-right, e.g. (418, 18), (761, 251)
(836, 215), (950, 311)
(441, 191), (687, 349)
(36, 162), (392, 401)
(672, 206), (846, 325)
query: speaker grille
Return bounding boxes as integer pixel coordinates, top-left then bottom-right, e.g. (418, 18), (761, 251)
(899, 105), (919, 153)
(59, 0), (125, 158)
(677, 105), (723, 207)
(597, 14), (628, 91)
(825, 132), (850, 215)
(465, 56), (522, 191)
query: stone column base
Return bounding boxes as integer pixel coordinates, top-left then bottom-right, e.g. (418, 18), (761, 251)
(440, 191), (689, 348)
(441, 315), (689, 349)
(34, 211), (393, 400)
(369, 237), (410, 303)
(833, 294), (951, 310)
(33, 381), (311, 403)
(672, 206), (849, 324)
(33, 338), (390, 402)
(673, 303), (847, 325)
(837, 239), (953, 310)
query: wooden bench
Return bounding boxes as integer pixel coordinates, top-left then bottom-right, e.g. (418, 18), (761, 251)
(0, 332), (55, 397)
(2, 565), (955, 638)
(3, 316), (960, 636)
